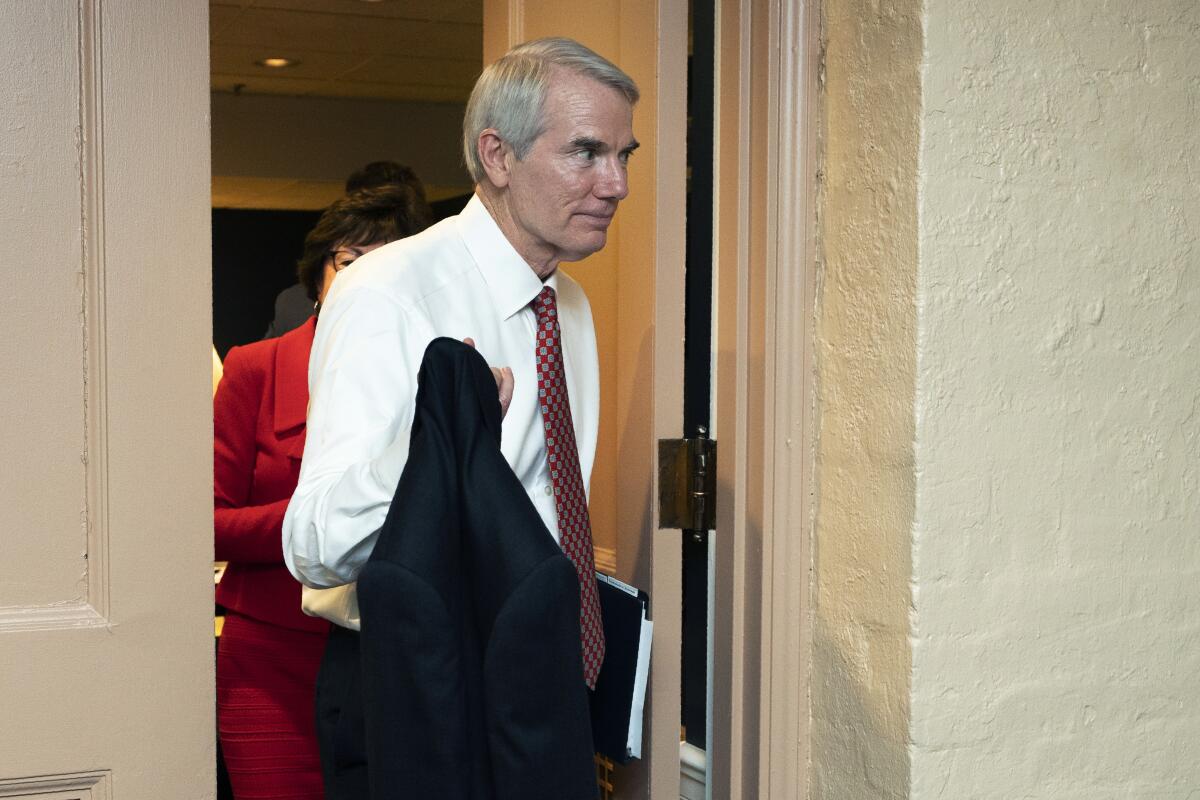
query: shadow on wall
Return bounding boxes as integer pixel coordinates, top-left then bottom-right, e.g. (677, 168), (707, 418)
(812, 615), (910, 800)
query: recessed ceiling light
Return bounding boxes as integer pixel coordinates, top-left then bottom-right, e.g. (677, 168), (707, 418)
(257, 57), (299, 68)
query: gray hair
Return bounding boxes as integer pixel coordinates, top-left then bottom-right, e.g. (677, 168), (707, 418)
(462, 37), (640, 184)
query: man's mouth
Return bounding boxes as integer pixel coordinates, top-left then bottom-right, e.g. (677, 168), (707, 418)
(576, 211), (615, 225)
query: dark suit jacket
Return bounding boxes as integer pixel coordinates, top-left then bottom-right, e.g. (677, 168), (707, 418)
(214, 316), (328, 634)
(356, 338), (597, 800)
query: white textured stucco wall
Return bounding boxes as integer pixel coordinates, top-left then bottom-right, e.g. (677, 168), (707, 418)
(912, 1), (1200, 797)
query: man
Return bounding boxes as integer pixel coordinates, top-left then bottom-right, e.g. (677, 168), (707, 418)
(282, 37), (639, 796)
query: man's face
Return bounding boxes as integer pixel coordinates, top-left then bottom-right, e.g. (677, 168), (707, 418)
(504, 69), (638, 268)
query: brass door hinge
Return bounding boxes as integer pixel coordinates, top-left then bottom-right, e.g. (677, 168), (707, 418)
(658, 435), (717, 531)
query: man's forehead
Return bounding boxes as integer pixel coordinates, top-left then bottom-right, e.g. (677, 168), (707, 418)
(546, 69), (630, 107)
(543, 71), (635, 134)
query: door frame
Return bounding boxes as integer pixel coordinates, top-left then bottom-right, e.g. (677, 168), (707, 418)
(710, 0), (820, 797)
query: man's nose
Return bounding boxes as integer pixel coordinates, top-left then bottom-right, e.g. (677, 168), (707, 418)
(594, 157), (630, 201)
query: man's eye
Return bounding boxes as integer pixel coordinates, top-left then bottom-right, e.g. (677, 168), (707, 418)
(336, 258), (356, 271)
(577, 149), (597, 161)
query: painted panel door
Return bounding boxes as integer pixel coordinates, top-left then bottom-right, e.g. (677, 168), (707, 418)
(0, 2), (215, 796)
(482, 3), (688, 798)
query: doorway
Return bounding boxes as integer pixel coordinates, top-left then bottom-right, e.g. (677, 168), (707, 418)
(210, 1), (816, 798)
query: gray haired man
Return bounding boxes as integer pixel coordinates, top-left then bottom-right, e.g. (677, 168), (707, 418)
(282, 37), (639, 797)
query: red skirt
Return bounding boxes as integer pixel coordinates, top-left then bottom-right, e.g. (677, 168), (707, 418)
(217, 611), (329, 800)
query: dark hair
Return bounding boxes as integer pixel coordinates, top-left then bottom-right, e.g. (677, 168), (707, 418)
(297, 183), (434, 302)
(344, 160), (427, 202)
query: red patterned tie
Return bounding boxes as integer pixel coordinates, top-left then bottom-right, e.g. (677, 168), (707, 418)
(533, 286), (605, 689)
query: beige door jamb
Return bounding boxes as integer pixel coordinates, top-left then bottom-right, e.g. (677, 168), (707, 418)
(710, 0), (820, 797)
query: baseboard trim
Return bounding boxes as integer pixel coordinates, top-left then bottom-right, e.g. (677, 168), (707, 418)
(680, 741), (707, 800)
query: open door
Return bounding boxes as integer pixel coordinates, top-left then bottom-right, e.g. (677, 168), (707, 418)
(0, 2), (215, 795)
(483, 2), (688, 798)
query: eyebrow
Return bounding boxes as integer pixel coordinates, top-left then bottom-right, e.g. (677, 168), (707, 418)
(569, 137), (641, 155)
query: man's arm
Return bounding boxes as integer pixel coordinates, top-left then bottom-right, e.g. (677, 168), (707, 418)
(283, 284), (426, 588)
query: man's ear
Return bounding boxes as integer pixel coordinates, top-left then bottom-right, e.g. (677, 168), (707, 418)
(477, 129), (512, 189)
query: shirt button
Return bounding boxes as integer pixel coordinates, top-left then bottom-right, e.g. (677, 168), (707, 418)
(544, 485), (553, 496)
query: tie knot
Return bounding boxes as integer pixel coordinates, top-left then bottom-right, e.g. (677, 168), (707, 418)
(533, 285), (557, 322)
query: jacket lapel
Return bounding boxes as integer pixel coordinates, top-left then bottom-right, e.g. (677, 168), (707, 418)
(273, 316), (316, 459)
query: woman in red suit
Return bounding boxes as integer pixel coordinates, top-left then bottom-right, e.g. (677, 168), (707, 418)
(214, 184), (432, 799)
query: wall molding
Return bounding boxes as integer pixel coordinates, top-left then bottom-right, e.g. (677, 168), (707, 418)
(760, 0), (820, 795)
(680, 741), (707, 800)
(711, 0), (819, 796)
(80, 0), (111, 629)
(0, 0), (111, 635)
(0, 770), (111, 799)
(0, 603), (108, 634)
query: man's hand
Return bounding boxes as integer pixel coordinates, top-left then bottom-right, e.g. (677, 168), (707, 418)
(463, 337), (514, 418)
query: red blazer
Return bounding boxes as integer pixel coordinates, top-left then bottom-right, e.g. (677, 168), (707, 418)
(214, 317), (328, 634)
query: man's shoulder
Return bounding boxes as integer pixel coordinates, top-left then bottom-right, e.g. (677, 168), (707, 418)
(343, 216), (473, 308)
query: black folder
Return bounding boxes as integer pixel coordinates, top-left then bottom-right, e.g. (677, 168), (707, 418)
(588, 572), (653, 763)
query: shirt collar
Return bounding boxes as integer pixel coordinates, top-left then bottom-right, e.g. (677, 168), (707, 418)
(456, 193), (557, 319)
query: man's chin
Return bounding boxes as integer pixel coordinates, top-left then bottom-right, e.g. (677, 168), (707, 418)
(560, 232), (609, 263)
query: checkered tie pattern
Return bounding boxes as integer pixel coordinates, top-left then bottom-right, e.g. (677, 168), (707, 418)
(533, 285), (605, 689)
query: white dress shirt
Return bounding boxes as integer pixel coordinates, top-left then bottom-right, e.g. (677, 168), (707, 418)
(282, 194), (600, 630)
